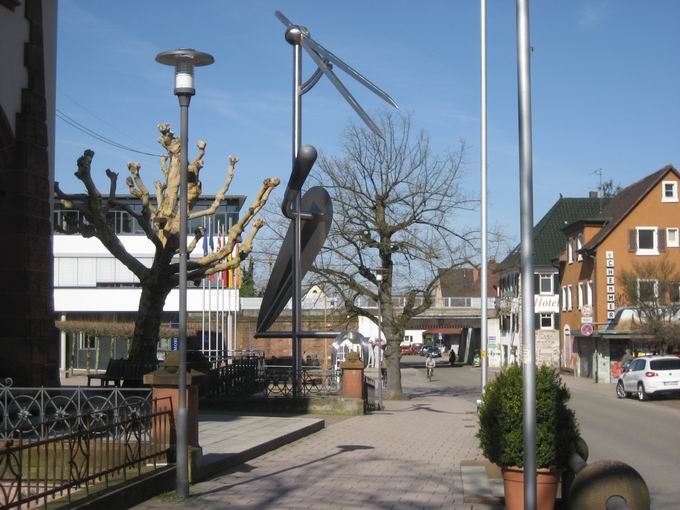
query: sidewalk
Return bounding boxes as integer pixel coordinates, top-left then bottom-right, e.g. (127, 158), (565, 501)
(134, 367), (490, 510)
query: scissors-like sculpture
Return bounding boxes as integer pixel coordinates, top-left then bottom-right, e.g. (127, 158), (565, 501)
(274, 10), (398, 137)
(257, 11), (399, 396)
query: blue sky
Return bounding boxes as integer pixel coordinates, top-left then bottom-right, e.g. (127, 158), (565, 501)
(56, 1), (680, 253)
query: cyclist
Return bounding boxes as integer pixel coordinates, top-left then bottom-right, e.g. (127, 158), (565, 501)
(425, 354), (436, 381)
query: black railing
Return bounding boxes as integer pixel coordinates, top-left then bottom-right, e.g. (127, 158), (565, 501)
(0, 399), (172, 509)
(202, 355), (263, 398)
(0, 379), (152, 441)
(261, 366), (340, 397)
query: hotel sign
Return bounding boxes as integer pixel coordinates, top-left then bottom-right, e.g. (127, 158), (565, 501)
(535, 295), (559, 313)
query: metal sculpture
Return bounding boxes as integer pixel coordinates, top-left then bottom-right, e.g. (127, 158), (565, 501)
(256, 11), (398, 396)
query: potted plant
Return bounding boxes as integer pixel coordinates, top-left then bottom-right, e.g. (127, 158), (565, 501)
(477, 365), (579, 510)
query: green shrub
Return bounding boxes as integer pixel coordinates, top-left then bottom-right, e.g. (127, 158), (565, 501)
(477, 364), (579, 469)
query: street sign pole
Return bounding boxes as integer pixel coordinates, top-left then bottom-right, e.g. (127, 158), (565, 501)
(515, 1), (537, 508)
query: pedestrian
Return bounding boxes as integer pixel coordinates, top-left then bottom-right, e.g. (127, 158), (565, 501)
(449, 348), (457, 367)
(620, 348), (634, 365)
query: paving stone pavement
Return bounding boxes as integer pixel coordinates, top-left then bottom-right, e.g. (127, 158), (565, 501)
(133, 368), (488, 510)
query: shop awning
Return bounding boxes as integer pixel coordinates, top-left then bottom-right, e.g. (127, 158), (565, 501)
(423, 327), (463, 335)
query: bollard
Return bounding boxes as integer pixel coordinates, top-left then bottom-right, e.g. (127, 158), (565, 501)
(562, 436), (589, 507)
(569, 460), (650, 510)
(606, 495), (631, 510)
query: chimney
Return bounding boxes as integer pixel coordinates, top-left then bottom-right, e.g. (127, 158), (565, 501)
(589, 191), (598, 198)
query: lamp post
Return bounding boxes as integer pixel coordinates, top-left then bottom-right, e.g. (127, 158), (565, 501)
(155, 48), (214, 499)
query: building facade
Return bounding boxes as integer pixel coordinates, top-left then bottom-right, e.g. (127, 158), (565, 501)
(53, 195), (245, 372)
(0, 0), (59, 385)
(559, 166), (680, 383)
(497, 194), (608, 368)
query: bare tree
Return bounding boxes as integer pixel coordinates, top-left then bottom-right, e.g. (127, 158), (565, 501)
(598, 179), (622, 198)
(310, 112), (477, 398)
(618, 258), (680, 354)
(55, 123), (279, 363)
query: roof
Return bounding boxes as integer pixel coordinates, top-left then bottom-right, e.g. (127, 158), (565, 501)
(437, 264), (497, 297)
(582, 165), (679, 251)
(498, 196), (610, 272)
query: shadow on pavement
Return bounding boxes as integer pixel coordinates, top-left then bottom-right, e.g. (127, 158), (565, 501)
(191, 444), (376, 499)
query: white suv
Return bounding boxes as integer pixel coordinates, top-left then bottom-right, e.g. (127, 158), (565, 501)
(616, 356), (680, 401)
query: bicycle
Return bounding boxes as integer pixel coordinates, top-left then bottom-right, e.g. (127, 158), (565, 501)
(427, 366), (434, 382)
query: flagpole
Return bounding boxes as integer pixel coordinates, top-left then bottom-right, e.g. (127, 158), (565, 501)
(201, 216), (206, 353)
(516, 0), (537, 507)
(207, 215), (212, 358)
(480, 0), (489, 392)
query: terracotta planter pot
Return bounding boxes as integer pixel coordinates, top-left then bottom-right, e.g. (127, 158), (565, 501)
(501, 466), (561, 510)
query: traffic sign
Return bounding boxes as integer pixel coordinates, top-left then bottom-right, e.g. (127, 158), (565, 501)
(582, 305), (593, 317)
(580, 316), (593, 324)
(580, 323), (594, 336)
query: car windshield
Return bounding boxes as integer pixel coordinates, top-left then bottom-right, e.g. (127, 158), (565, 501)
(650, 359), (680, 371)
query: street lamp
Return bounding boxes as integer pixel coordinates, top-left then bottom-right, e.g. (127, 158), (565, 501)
(155, 48), (214, 499)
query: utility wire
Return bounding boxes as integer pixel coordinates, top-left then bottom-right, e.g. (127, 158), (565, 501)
(56, 108), (164, 158)
(57, 88), (160, 153)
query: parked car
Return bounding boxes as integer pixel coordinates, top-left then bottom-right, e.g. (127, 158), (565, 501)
(400, 345), (413, 355)
(422, 346), (442, 358)
(411, 344), (423, 354)
(616, 356), (680, 401)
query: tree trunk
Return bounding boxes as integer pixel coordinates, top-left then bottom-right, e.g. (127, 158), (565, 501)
(384, 329), (404, 399)
(128, 277), (173, 364)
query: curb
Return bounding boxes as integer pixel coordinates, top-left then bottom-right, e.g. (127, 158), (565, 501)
(195, 418), (325, 481)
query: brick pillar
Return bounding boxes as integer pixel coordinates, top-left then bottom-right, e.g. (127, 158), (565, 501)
(0, 0), (59, 386)
(341, 352), (365, 400)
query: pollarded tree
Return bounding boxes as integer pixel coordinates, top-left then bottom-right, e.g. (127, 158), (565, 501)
(311, 112), (477, 398)
(55, 123), (279, 364)
(618, 258), (680, 354)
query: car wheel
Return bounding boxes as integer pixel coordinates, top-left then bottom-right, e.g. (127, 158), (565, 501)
(637, 383), (650, 401)
(616, 381), (627, 399)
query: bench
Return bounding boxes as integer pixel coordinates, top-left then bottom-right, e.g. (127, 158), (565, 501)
(87, 359), (158, 387)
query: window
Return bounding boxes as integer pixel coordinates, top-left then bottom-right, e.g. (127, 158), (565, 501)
(539, 274), (553, 295)
(561, 286), (567, 311)
(662, 181), (678, 202)
(650, 358), (680, 371)
(631, 359), (645, 372)
(667, 228), (679, 248)
(632, 227), (658, 255)
(567, 285), (573, 310)
(567, 239), (573, 263)
(79, 335), (96, 350)
(671, 285), (680, 303)
(587, 280), (593, 306)
(637, 279), (658, 302)
(539, 313), (554, 330)
(577, 282), (584, 309)
(576, 233), (583, 261)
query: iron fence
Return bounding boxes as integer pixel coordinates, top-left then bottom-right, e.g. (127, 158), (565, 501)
(0, 379), (152, 440)
(262, 366), (340, 397)
(0, 398), (173, 509)
(201, 355), (264, 398)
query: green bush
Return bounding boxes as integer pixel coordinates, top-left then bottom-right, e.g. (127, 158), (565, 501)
(477, 364), (579, 469)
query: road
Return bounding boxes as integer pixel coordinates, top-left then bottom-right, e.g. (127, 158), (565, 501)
(402, 355), (680, 509)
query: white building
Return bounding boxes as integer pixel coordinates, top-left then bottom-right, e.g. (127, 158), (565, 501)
(53, 195), (244, 371)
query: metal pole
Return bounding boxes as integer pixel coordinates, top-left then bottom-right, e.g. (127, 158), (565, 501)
(516, 0), (537, 508)
(480, 0), (489, 392)
(376, 274), (383, 410)
(291, 38), (303, 397)
(177, 93), (191, 498)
